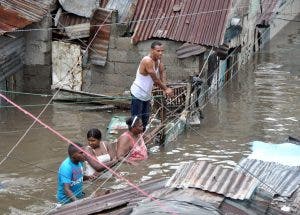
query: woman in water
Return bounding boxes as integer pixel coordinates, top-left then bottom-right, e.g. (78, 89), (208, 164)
(84, 128), (117, 177)
(116, 116), (152, 164)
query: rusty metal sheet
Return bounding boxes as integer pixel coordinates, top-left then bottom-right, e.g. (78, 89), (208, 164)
(0, 34), (25, 81)
(165, 160), (259, 200)
(236, 158), (300, 197)
(0, 0), (50, 35)
(105, 0), (137, 23)
(55, 8), (90, 39)
(131, 0), (232, 47)
(49, 178), (166, 215)
(58, 0), (99, 18)
(176, 43), (206, 58)
(89, 8), (113, 66)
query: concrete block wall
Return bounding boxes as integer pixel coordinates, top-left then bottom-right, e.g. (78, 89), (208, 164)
(269, 0), (300, 40)
(23, 14), (52, 93)
(86, 36), (199, 94)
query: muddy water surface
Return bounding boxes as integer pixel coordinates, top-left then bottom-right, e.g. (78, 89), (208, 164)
(0, 21), (299, 214)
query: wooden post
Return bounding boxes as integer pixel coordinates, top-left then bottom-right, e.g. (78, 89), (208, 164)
(159, 92), (166, 144)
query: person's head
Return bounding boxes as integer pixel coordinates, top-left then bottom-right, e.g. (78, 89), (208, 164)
(68, 142), (85, 163)
(150, 41), (164, 60)
(126, 115), (143, 134)
(87, 128), (102, 149)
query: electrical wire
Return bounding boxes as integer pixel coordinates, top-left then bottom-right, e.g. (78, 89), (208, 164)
(2, 2), (292, 33)
(0, 0), (296, 212)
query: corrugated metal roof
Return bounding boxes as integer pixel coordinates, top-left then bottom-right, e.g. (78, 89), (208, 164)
(256, 0), (279, 25)
(105, 0), (137, 23)
(176, 43), (206, 58)
(49, 178), (166, 215)
(55, 9), (90, 39)
(131, 0), (232, 47)
(165, 161), (258, 200)
(58, 0), (99, 18)
(0, 34), (25, 81)
(89, 8), (113, 66)
(0, 0), (50, 35)
(236, 158), (300, 197)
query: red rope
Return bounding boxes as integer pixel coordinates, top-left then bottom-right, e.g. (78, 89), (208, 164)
(0, 93), (177, 214)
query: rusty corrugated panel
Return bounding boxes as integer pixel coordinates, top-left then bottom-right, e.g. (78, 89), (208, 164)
(131, 0), (232, 47)
(0, 0), (50, 35)
(58, 0), (99, 18)
(49, 178), (166, 215)
(165, 161), (258, 200)
(105, 0), (137, 23)
(256, 0), (279, 25)
(236, 158), (300, 197)
(176, 43), (206, 58)
(89, 8), (112, 66)
(55, 9), (90, 39)
(0, 34), (25, 81)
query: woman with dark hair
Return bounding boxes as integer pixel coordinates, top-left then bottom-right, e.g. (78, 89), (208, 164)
(84, 128), (117, 177)
(116, 116), (150, 164)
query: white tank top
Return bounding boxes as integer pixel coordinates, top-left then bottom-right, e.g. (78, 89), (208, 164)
(130, 56), (160, 101)
(85, 144), (111, 176)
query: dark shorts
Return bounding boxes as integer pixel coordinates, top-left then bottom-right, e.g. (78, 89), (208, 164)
(131, 94), (150, 131)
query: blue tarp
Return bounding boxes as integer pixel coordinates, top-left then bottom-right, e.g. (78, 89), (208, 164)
(248, 141), (300, 166)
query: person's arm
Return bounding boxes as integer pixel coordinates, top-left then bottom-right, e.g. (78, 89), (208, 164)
(116, 135), (132, 161)
(144, 58), (173, 96)
(84, 146), (106, 172)
(105, 141), (117, 160)
(159, 62), (167, 84)
(63, 183), (77, 202)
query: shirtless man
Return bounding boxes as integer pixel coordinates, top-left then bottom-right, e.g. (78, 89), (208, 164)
(130, 41), (174, 131)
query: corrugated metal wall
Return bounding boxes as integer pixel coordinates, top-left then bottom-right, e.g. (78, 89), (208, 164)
(0, 34), (25, 83)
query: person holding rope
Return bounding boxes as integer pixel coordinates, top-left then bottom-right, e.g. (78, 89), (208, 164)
(57, 142), (93, 204)
(84, 128), (117, 177)
(116, 116), (150, 165)
(130, 41), (174, 131)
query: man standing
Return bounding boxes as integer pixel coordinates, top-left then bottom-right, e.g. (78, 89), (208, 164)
(130, 41), (174, 131)
(57, 142), (90, 204)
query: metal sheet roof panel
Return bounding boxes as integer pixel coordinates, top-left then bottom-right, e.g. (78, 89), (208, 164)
(89, 8), (112, 66)
(0, 0), (50, 34)
(105, 0), (137, 23)
(131, 0), (232, 47)
(236, 158), (300, 197)
(55, 10), (90, 39)
(166, 161), (258, 200)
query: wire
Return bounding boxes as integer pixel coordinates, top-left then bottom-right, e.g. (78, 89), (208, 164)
(0, 0), (296, 210)
(1, 2), (289, 33)
(0, 11), (113, 167)
(0, 93), (177, 215)
(275, 17), (300, 22)
(0, 90), (52, 97)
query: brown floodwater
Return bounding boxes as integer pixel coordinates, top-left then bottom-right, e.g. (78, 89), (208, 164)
(0, 20), (299, 214)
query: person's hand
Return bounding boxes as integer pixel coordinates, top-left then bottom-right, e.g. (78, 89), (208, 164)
(88, 174), (98, 181)
(165, 88), (174, 97)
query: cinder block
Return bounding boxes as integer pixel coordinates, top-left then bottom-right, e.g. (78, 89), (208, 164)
(115, 37), (134, 50)
(114, 62), (138, 77)
(23, 65), (52, 93)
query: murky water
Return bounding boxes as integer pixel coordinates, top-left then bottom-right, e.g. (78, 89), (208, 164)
(0, 21), (299, 214)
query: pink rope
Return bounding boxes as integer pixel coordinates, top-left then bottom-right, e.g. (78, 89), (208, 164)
(0, 93), (177, 214)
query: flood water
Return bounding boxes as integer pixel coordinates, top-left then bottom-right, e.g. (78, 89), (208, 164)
(0, 20), (299, 214)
